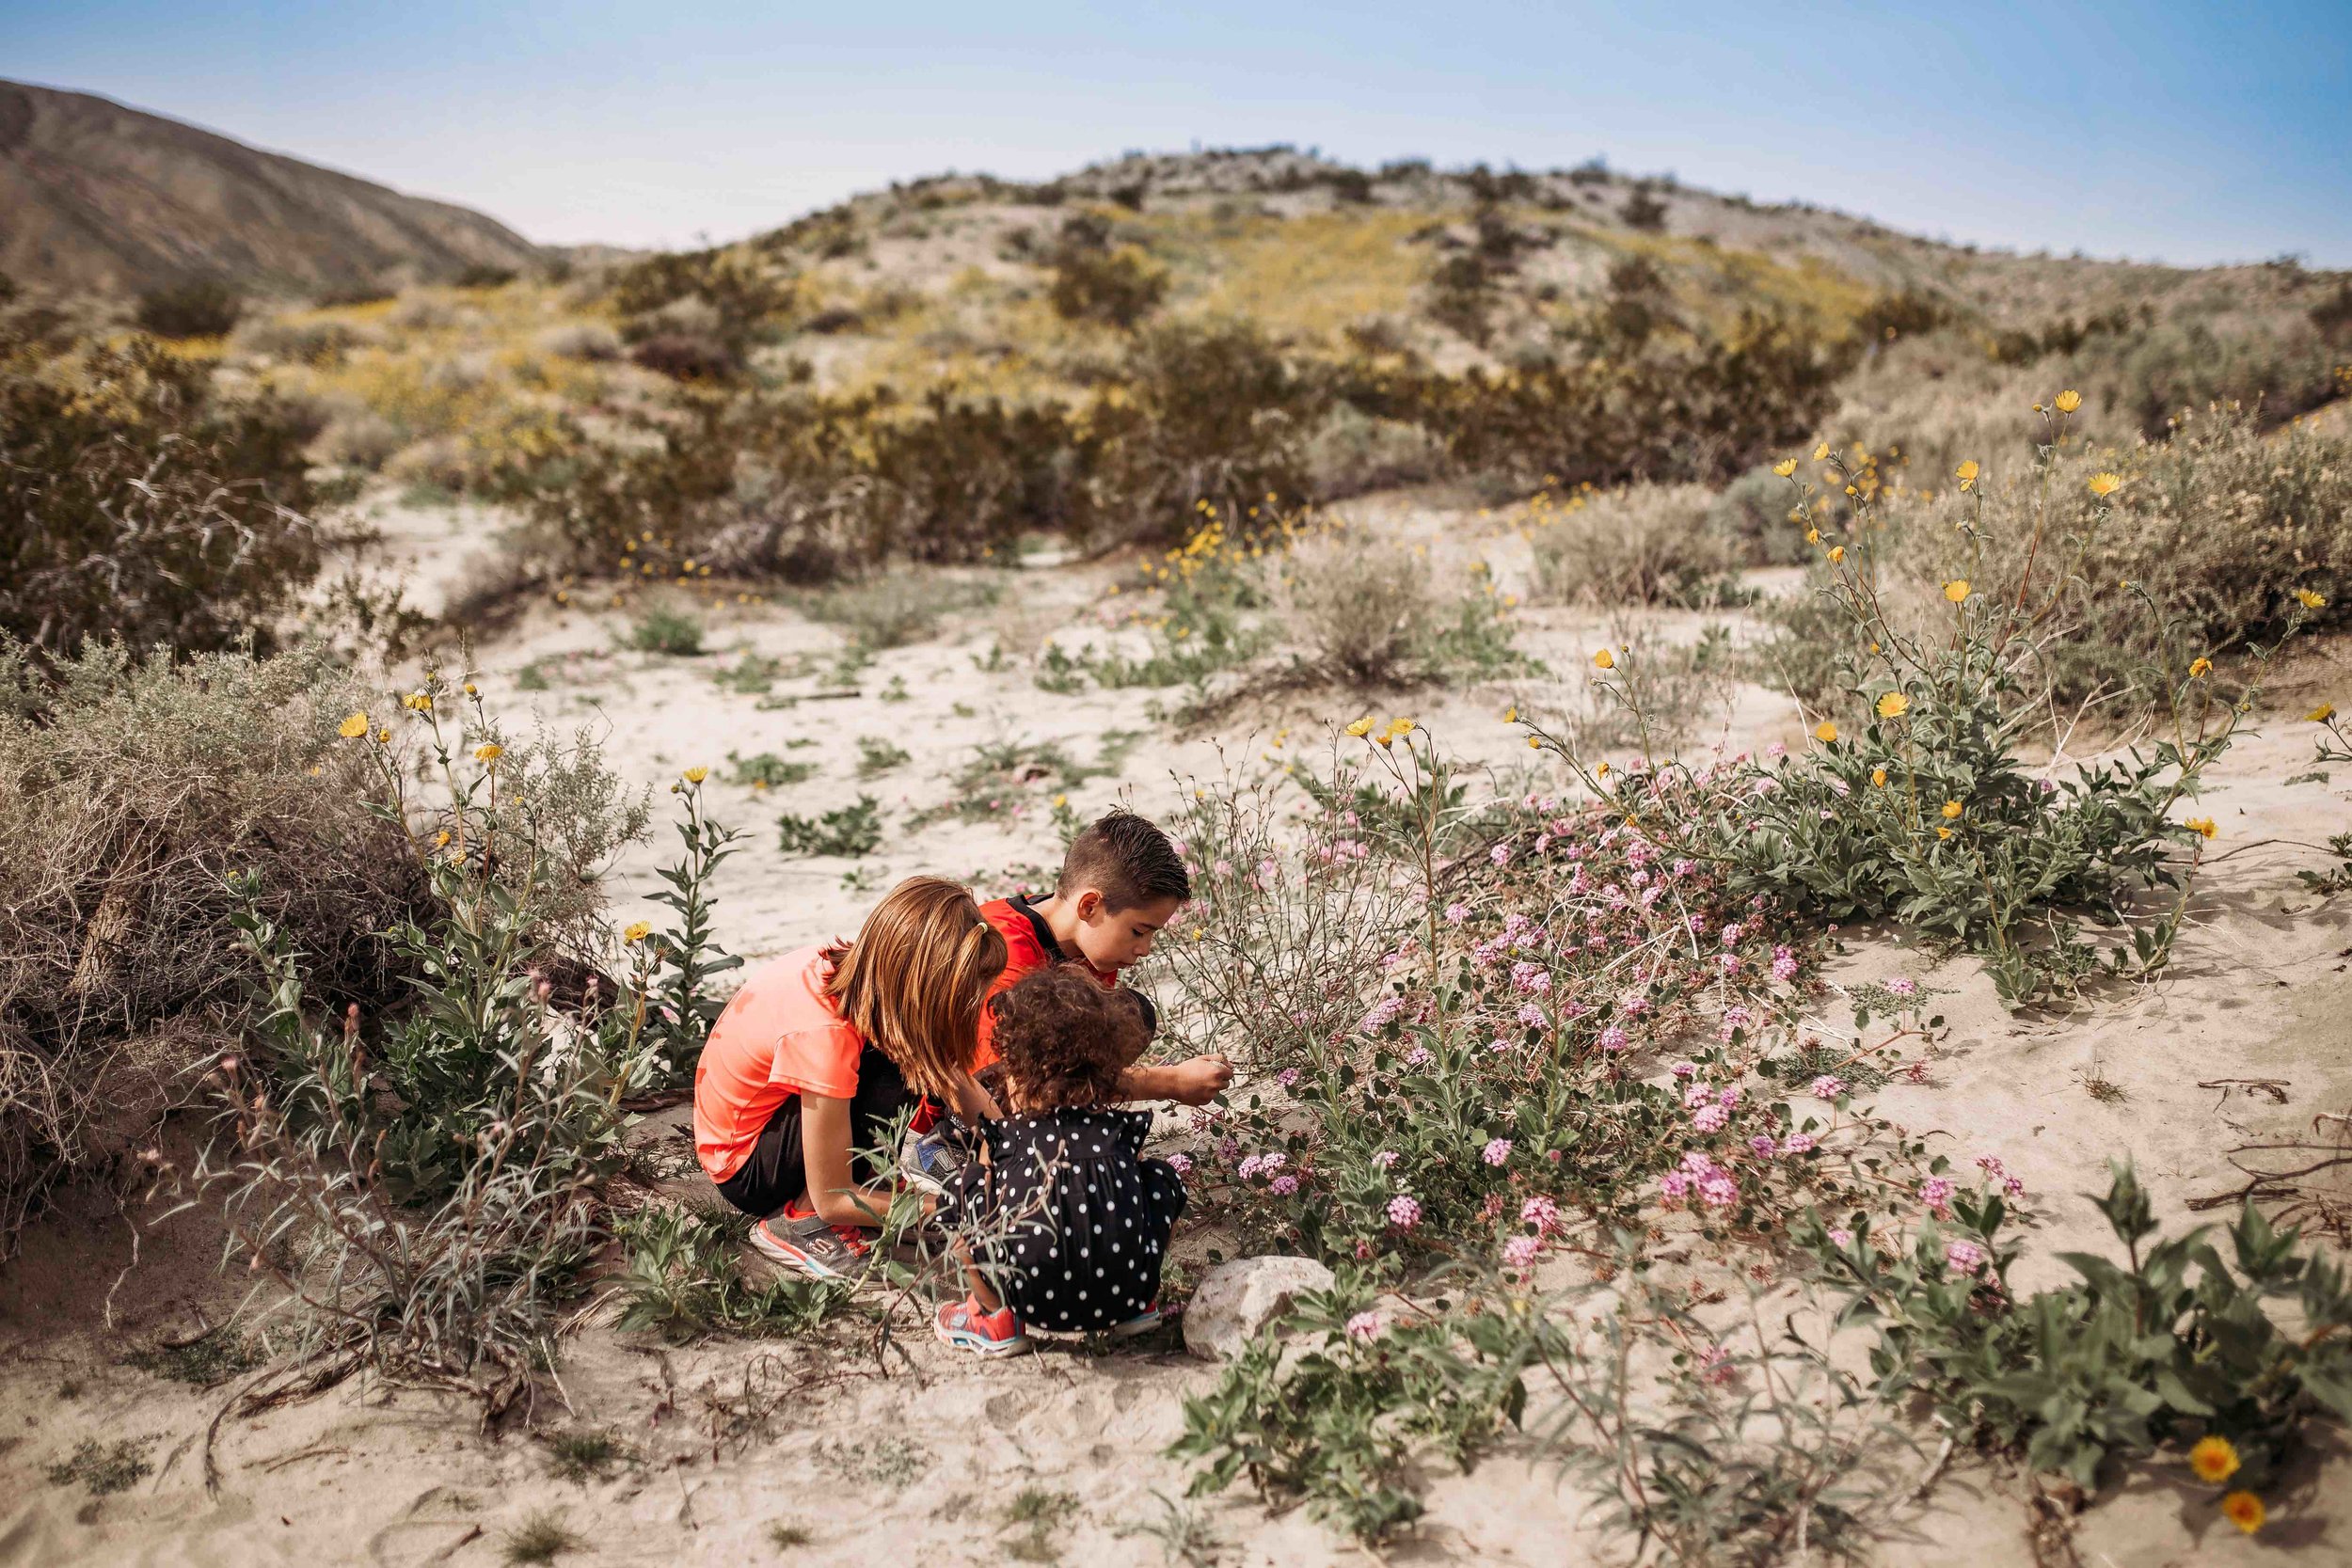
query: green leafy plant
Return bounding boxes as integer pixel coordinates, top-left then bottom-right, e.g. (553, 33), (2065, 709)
(855, 736), (910, 777)
(776, 795), (883, 857)
(727, 750), (817, 788)
(611, 1204), (853, 1340)
(629, 602), (706, 656)
(1810, 1163), (2352, 1507)
(1172, 1280), (1533, 1544)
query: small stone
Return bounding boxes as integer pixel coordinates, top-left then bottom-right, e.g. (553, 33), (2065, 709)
(1182, 1255), (1335, 1361)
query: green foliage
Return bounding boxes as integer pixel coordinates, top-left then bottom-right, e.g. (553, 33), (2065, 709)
(727, 750), (817, 788)
(612, 1205), (854, 1341)
(855, 736), (910, 777)
(1048, 213), (1169, 329)
(501, 1510), (587, 1565)
(543, 1428), (632, 1482)
(124, 1327), (261, 1388)
(638, 781), (742, 1078)
(1, 333), (325, 663)
(1171, 1281), (1532, 1544)
(134, 278), (244, 339)
(1811, 1163), (2352, 1494)
(628, 602), (705, 656)
(44, 1436), (155, 1497)
(776, 795), (883, 857)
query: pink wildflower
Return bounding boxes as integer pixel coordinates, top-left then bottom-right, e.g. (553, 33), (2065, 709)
(1598, 1024), (1630, 1053)
(1482, 1138), (1513, 1166)
(1345, 1310), (1381, 1340)
(1920, 1176), (1956, 1217)
(1659, 1171), (1693, 1200)
(1404, 1045), (1434, 1068)
(1444, 901), (1471, 924)
(1809, 1074), (1847, 1101)
(1889, 976), (1918, 997)
(1489, 842), (1511, 867)
(1749, 1134), (1778, 1158)
(1945, 1239), (1988, 1273)
(1372, 1149), (1400, 1169)
(1781, 1132), (1817, 1154)
(1387, 1195), (1422, 1228)
(1692, 1102), (1729, 1133)
(1521, 1196), (1560, 1232)
(1269, 1174), (1300, 1196)
(1826, 1226), (1855, 1247)
(1502, 1234), (1542, 1270)
(1166, 1152), (1193, 1177)
(1671, 1060), (1698, 1080)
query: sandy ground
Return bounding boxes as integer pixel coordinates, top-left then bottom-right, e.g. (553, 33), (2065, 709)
(5, 487), (2352, 1566)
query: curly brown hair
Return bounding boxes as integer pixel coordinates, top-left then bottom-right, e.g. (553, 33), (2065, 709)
(990, 963), (1146, 1112)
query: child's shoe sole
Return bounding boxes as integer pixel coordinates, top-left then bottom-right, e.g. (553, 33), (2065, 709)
(933, 1319), (1030, 1358)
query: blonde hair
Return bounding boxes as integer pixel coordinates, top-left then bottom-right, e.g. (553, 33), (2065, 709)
(824, 876), (1006, 1099)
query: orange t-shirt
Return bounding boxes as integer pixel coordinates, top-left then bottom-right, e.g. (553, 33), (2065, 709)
(692, 945), (864, 1183)
(972, 895), (1117, 1072)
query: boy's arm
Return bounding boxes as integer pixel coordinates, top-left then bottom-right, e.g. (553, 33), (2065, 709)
(1114, 1053), (1232, 1106)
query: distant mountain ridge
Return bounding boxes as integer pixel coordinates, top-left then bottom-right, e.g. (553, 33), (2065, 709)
(0, 80), (542, 297)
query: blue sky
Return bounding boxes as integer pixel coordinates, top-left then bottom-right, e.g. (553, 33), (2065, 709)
(7, 1), (2348, 265)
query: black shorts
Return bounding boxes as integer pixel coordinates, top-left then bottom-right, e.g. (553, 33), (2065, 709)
(712, 1043), (916, 1219)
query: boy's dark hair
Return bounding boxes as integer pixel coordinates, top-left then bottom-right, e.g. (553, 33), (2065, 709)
(991, 964), (1145, 1111)
(1057, 809), (1190, 912)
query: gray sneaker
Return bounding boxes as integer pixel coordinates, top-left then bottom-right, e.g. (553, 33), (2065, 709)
(748, 1211), (873, 1281)
(900, 1126), (972, 1197)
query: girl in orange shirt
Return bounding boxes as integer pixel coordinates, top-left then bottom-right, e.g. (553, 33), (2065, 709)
(693, 877), (1006, 1278)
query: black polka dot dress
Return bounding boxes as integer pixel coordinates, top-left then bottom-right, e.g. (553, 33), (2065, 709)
(943, 1107), (1187, 1333)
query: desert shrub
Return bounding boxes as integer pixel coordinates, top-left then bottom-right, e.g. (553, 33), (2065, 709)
(1300, 403), (1448, 497)
(1095, 320), (1323, 542)
(1283, 529), (1437, 683)
(197, 719), (725, 1402)
(855, 391), (1104, 562)
(2105, 319), (2339, 435)
(1344, 315), (1846, 495)
(453, 263), (517, 290)
(1047, 215), (1169, 330)
(0, 643), (428, 1244)
(1, 333), (326, 663)
(1173, 1279), (1533, 1542)
(1705, 464), (1814, 567)
(1619, 185), (1669, 231)
(629, 331), (739, 382)
(536, 322), (622, 362)
(1528, 483), (1742, 608)
(1574, 411), (2292, 1003)
(313, 281), (398, 309)
(312, 410), (405, 470)
(231, 314), (366, 365)
(1809, 1163), (2352, 1509)
(611, 247), (793, 363)
(134, 278), (243, 339)
(628, 601), (705, 656)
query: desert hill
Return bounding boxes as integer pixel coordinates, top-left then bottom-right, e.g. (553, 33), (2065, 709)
(0, 79), (541, 297)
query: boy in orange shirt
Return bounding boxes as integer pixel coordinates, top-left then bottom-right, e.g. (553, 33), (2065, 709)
(906, 809), (1232, 1191)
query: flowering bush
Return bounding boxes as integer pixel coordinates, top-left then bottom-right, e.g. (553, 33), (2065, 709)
(1804, 1162), (2352, 1528)
(1534, 403), (2302, 1002)
(195, 680), (732, 1406)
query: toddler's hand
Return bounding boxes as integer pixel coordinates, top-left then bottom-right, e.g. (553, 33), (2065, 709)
(1166, 1053), (1233, 1105)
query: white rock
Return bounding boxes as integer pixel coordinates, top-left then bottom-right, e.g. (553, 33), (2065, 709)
(1182, 1255), (1335, 1361)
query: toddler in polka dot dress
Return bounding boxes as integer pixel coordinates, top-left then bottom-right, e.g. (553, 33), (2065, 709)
(932, 964), (1188, 1357)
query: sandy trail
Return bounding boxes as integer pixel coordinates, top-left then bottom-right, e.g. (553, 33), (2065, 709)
(5, 491), (2350, 1566)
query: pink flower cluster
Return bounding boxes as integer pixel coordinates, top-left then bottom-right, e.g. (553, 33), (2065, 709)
(1387, 1194), (1422, 1228)
(1659, 1151), (1739, 1209)
(1481, 1137), (1513, 1166)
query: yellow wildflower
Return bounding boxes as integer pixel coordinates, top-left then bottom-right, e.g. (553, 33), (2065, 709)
(374, 728), (391, 745)
(1596, 761), (1613, 779)
(1345, 716), (1376, 737)
(1876, 692), (1911, 720)
(1052, 793), (1068, 808)
(1388, 717), (1415, 736)
(1772, 458), (1798, 478)
(1813, 442), (1830, 461)
(2221, 1491), (2265, 1534)
(474, 743), (503, 763)
(463, 682), (479, 696)
(2296, 587), (2328, 610)
(2088, 472), (2122, 498)
(2055, 389), (2082, 413)
(683, 767), (708, 784)
(1955, 459), (1979, 489)
(1813, 721), (1838, 744)
(1829, 545), (1846, 563)
(434, 830), (451, 848)
(2185, 816), (2217, 839)
(1871, 768), (1888, 787)
(1805, 528), (1821, 545)
(2307, 703), (2337, 722)
(1946, 579), (1972, 603)
(1593, 649), (1615, 670)
(404, 690), (433, 712)
(1527, 735), (1542, 750)
(1503, 705), (1518, 723)
(2189, 1436), (2240, 1484)
(623, 921), (653, 944)
(1941, 800), (1963, 819)
(2187, 657), (2211, 679)
(338, 711), (370, 739)
(1936, 826), (1953, 841)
